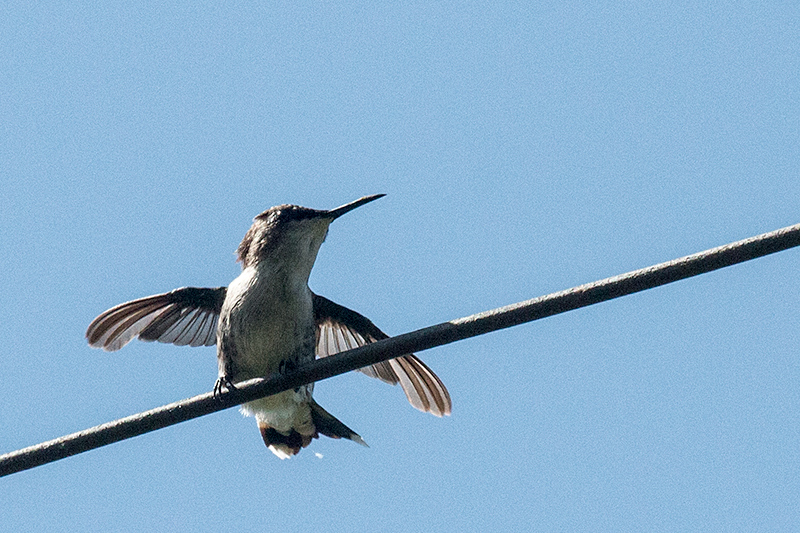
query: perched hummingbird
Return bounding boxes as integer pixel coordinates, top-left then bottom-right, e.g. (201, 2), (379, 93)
(86, 195), (451, 459)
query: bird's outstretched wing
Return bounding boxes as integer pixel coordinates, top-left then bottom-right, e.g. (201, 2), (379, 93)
(313, 294), (452, 417)
(86, 287), (227, 351)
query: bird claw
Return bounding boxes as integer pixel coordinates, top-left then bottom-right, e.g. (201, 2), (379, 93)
(213, 376), (237, 400)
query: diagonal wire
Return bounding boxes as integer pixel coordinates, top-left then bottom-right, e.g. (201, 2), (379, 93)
(1, 223), (799, 477)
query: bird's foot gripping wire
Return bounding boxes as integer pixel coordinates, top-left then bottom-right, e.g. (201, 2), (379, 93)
(213, 375), (238, 401)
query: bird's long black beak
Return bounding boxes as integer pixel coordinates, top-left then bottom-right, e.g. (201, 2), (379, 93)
(327, 194), (385, 220)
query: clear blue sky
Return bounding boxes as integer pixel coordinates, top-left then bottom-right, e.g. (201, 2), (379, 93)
(2, 2), (799, 531)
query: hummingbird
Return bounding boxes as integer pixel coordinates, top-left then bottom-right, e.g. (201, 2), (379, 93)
(85, 195), (451, 459)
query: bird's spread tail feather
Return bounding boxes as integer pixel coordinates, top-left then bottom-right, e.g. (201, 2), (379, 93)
(258, 400), (367, 459)
(310, 400), (368, 448)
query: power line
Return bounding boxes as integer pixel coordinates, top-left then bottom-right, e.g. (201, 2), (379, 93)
(1, 223), (798, 477)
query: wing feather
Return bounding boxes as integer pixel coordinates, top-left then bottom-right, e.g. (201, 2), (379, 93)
(313, 294), (451, 416)
(86, 287), (226, 351)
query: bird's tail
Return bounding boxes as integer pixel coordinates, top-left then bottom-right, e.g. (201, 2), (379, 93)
(310, 400), (369, 448)
(257, 400), (367, 459)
